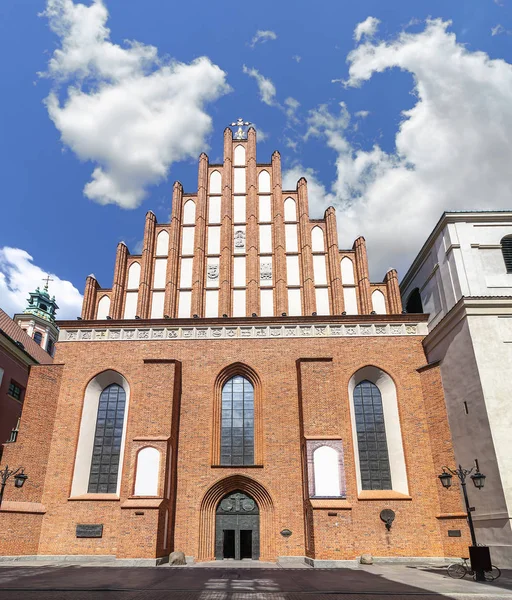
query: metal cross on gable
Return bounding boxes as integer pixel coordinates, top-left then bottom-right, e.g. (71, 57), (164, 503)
(230, 117), (251, 140)
(42, 275), (54, 291)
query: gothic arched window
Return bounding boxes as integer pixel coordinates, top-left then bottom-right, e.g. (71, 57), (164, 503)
(220, 376), (254, 465)
(88, 383), (126, 493)
(353, 380), (391, 490)
(501, 235), (512, 273)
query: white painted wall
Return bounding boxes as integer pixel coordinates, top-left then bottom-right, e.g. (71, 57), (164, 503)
(372, 289), (386, 314)
(315, 288), (330, 315)
(180, 258), (193, 288)
(181, 227), (195, 255)
(284, 197), (297, 222)
(178, 291), (191, 318)
(156, 230), (169, 256)
(234, 168), (246, 193)
(343, 287), (358, 315)
(150, 291), (165, 318)
(341, 257), (355, 285)
(209, 171), (221, 194)
(233, 257), (246, 287)
(209, 196), (221, 224)
(259, 225), (272, 254)
(286, 255), (300, 286)
(313, 446), (341, 497)
(234, 144), (246, 166)
(285, 224), (298, 252)
(205, 290), (219, 317)
(234, 196), (246, 223)
(127, 262), (141, 289)
(260, 289), (274, 317)
(153, 258), (167, 289)
(259, 196), (272, 222)
(233, 289), (246, 317)
(208, 227), (221, 255)
(124, 292), (138, 319)
(313, 255), (327, 285)
(258, 170), (270, 193)
(97, 295), (110, 319)
(311, 227), (325, 252)
(288, 288), (302, 316)
(183, 199), (196, 224)
(134, 447), (160, 496)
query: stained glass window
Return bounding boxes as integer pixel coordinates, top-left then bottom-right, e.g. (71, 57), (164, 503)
(88, 383), (126, 493)
(220, 376), (254, 465)
(353, 380), (392, 490)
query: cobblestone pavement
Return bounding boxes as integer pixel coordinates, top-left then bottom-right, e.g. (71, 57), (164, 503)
(0, 564), (511, 600)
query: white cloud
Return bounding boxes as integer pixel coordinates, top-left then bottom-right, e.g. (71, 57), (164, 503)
(284, 97), (300, 123)
(249, 30), (277, 48)
(41, 0), (230, 209)
(289, 18), (512, 279)
(491, 23), (511, 35)
(355, 110), (370, 118)
(354, 16), (380, 43)
(242, 65), (277, 106)
(0, 248), (83, 320)
(292, 55), (302, 63)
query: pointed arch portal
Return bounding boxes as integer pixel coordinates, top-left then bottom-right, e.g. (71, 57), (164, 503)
(198, 474), (274, 561)
(215, 491), (260, 560)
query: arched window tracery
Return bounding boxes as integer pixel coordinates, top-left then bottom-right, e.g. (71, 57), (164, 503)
(88, 383), (127, 494)
(220, 375), (254, 466)
(353, 380), (391, 490)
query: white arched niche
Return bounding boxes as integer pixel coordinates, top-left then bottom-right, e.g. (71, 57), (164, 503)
(183, 199), (196, 224)
(341, 257), (355, 285)
(71, 370), (130, 497)
(156, 230), (169, 256)
(234, 144), (246, 166)
(372, 290), (387, 314)
(209, 170), (222, 194)
(96, 295), (110, 320)
(284, 197), (297, 222)
(134, 447), (161, 496)
(311, 226), (325, 252)
(313, 446), (341, 497)
(348, 366), (408, 495)
(127, 262), (141, 289)
(258, 170), (271, 193)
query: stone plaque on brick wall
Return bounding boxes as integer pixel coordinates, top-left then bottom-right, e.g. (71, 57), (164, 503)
(448, 529), (461, 537)
(76, 524), (103, 538)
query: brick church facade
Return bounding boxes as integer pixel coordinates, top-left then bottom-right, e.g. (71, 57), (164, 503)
(0, 124), (470, 565)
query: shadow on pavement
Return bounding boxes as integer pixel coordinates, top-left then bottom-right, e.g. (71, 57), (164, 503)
(0, 564), (511, 599)
(405, 564), (512, 592)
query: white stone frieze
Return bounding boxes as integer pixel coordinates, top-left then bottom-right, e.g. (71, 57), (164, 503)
(59, 321), (427, 342)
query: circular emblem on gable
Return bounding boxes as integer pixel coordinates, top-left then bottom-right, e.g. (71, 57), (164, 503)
(220, 499), (234, 511)
(242, 498), (255, 511)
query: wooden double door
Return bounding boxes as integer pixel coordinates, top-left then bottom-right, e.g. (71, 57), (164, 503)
(215, 491), (260, 560)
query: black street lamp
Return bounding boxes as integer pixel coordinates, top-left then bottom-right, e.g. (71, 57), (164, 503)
(0, 465), (28, 508)
(438, 464), (488, 581)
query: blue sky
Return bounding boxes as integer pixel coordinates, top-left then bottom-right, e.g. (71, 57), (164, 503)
(1, 0), (511, 318)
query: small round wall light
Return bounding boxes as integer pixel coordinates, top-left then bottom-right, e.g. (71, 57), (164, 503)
(280, 529), (292, 538)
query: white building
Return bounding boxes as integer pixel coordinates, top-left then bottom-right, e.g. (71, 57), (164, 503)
(401, 211), (512, 567)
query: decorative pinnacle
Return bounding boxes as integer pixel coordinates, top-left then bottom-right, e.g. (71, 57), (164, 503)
(42, 275), (54, 292)
(230, 118), (252, 140)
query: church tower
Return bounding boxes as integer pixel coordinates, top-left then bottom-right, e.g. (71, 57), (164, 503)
(13, 277), (59, 357)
